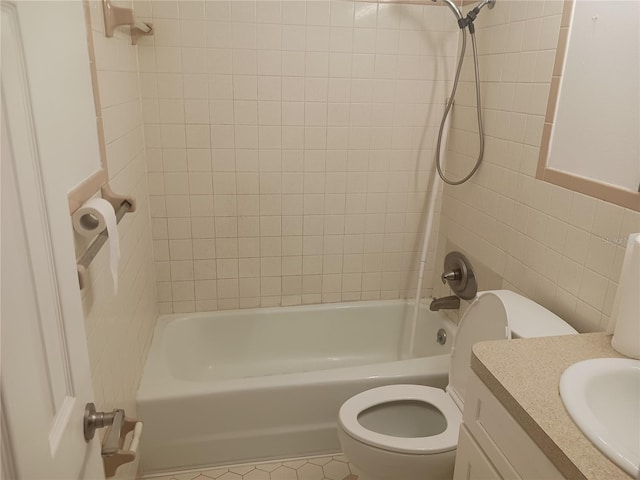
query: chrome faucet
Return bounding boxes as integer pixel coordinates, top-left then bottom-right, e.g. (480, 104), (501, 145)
(429, 295), (460, 311)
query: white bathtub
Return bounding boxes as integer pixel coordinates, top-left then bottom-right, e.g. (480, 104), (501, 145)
(137, 300), (456, 474)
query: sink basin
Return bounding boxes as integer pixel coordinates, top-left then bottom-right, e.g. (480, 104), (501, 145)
(560, 358), (640, 478)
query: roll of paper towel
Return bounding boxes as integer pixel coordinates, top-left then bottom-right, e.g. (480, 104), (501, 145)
(611, 233), (640, 359)
(72, 198), (120, 294)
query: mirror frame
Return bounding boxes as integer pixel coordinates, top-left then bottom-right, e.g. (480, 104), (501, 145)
(536, 0), (639, 212)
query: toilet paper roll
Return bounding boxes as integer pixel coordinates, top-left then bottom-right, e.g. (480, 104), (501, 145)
(611, 233), (640, 359)
(72, 198), (120, 294)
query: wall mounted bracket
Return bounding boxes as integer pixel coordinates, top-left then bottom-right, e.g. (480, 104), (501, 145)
(102, 0), (153, 45)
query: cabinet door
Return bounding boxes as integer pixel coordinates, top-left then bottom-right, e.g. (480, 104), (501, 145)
(454, 425), (504, 480)
(463, 372), (564, 479)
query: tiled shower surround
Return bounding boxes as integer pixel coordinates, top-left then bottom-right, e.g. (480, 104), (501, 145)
(135, 0), (459, 313)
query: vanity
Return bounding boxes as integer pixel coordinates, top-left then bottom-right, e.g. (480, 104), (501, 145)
(454, 333), (632, 480)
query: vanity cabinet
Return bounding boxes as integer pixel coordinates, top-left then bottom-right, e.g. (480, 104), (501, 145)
(453, 372), (564, 479)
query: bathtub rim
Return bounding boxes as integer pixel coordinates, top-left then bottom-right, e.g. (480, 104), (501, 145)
(138, 299), (457, 401)
(156, 298), (426, 324)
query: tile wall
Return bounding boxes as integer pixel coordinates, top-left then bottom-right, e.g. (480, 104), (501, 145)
(134, 0), (460, 313)
(434, 0), (640, 332)
(80, 3), (159, 478)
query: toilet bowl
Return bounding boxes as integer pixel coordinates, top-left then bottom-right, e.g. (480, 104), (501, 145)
(338, 290), (577, 480)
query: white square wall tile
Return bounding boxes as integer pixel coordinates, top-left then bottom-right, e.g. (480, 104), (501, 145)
(231, 0), (256, 23)
(182, 47), (208, 74)
(161, 125), (186, 148)
(591, 201), (625, 240)
(282, 0), (306, 24)
(256, 1), (281, 24)
(153, 19), (181, 46)
(185, 100), (209, 124)
(181, 20), (207, 47)
(330, 1), (354, 27)
(186, 125), (211, 148)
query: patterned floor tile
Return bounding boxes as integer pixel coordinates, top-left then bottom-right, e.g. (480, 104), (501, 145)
(174, 473), (203, 480)
(144, 455), (359, 480)
(321, 460), (351, 480)
(296, 463), (324, 480)
(217, 473), (242, 480)
(270, 465), (298, 480)
(200, 469), (230, 479)
(243, 469), (270, 480)
(282, 459), (307, 469)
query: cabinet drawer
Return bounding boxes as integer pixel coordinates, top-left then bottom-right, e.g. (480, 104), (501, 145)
(463, 372), (564, 479)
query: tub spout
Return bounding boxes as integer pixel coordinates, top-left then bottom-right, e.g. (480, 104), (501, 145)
(429, 295), (460, 311)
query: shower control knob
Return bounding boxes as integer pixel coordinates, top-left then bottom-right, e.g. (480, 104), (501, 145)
(441, 270), (461, 284)
(441, 252), (478, 300)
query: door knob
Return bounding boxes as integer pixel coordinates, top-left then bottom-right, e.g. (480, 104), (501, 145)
(84, 402), (124, 455)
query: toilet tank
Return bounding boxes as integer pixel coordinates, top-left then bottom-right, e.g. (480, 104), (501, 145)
(489, 290), (578, 338)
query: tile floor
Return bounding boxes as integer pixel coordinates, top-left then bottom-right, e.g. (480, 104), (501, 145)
(146, 454), (362, 480)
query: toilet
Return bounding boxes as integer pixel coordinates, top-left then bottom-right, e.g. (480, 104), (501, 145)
(337, 290), (578, 480)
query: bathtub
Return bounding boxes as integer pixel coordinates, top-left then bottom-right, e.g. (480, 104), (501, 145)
(137, 300), (456, 474)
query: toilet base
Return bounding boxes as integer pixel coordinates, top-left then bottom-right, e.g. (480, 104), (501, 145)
(338, 427), (456, 480)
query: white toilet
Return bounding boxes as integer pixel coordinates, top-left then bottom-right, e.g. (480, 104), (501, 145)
(337, 290), (577, 480)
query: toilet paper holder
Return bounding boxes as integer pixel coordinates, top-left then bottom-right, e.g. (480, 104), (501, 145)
(75, 187), (135, 290)
(84, 403), (143, 477)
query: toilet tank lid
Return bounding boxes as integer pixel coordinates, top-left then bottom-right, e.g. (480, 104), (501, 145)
(487, 290), (578, 337)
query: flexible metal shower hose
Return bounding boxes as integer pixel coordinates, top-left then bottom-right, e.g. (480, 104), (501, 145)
(435, 29), (485, 185)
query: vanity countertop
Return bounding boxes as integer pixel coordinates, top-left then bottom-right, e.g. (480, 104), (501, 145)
(471, 332), (631, 480)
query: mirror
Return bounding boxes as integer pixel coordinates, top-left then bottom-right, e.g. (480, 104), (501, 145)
(537, 0), (639, 211)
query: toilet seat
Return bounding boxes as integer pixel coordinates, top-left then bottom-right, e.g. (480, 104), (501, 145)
(338, 384), (461, 455)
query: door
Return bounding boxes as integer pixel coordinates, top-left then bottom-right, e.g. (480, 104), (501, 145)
(1, 1), (105, 478)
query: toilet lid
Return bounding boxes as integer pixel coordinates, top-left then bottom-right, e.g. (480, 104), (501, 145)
(338, 384), (461, 454)
(447, 292), (510, 409)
